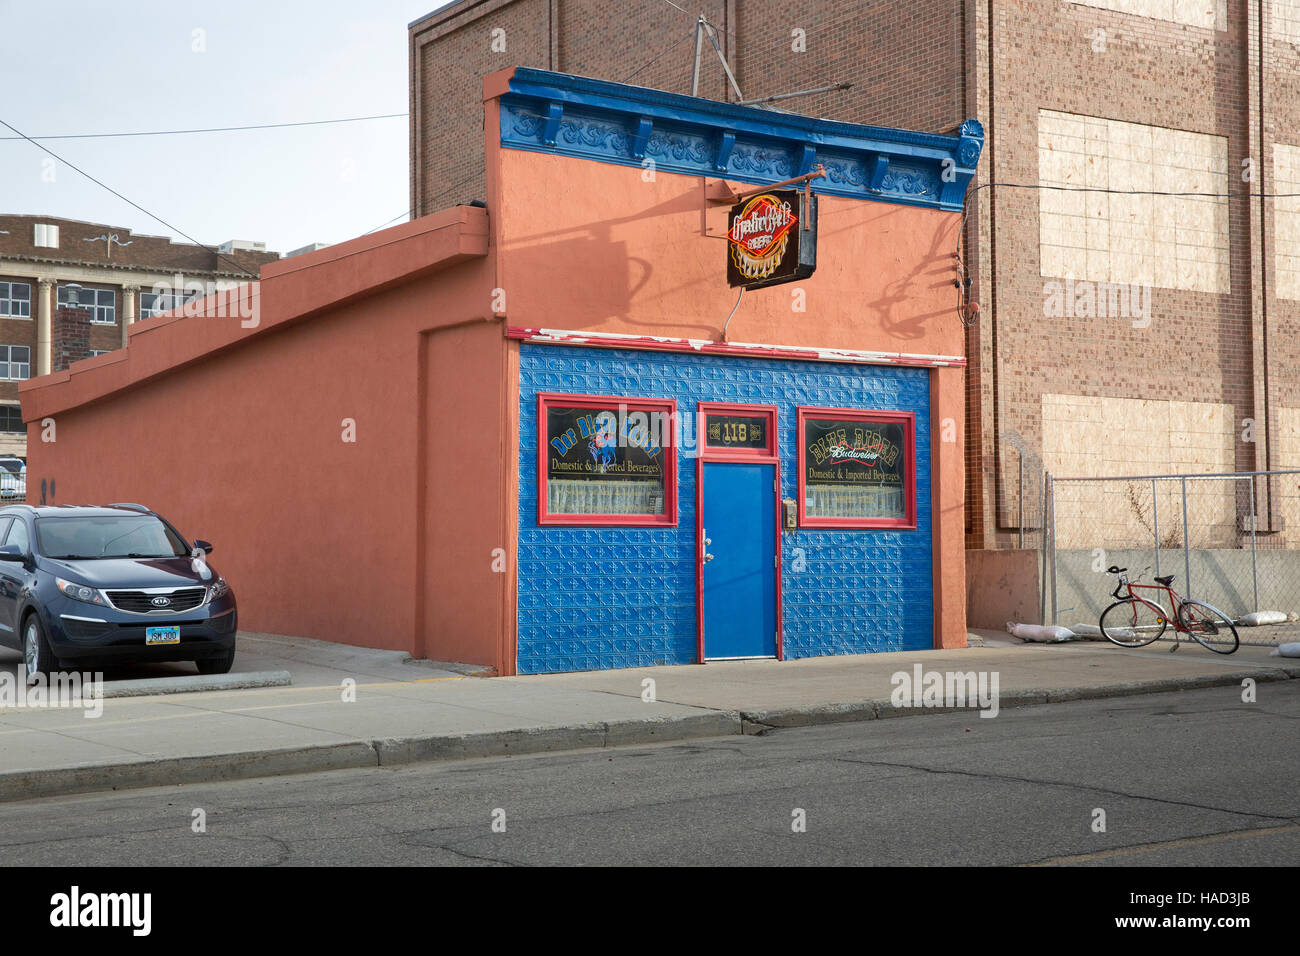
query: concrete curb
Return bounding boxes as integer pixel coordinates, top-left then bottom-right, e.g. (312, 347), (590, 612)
(374, 712), (744, 765)
(1, 668), (1295, 803)
(98, 670), (293, 699)
(0, 741), (376, 803)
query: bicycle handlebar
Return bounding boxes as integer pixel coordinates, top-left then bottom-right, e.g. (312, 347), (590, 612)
(1108, 564), (1153, 598)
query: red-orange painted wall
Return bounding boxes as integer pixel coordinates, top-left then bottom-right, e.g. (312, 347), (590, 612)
(22, 210), (512, 666)
(493, 152), (965, 359)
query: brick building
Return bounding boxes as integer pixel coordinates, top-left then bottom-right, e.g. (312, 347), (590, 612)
(0, 215), (277, 457)
(410, 0), (1300, 565)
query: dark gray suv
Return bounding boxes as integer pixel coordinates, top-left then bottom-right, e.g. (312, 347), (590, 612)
(0, 504), (237, 678)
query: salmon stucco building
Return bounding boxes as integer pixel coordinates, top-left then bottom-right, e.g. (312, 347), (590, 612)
(20, 69), (983, 675)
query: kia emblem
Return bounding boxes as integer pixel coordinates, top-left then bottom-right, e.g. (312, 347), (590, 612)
(150, 595), (171, 607)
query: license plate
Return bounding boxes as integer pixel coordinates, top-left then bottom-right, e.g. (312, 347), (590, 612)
(145, 626), (180, 646)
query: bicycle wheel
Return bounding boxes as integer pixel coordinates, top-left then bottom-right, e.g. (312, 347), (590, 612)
(1177, 600), (1240, 654)
(1099, 598), (1167, 647)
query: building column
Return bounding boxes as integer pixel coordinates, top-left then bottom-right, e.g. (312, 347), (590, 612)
(121, 284), (138, 348)
(36, 277), (53, 376)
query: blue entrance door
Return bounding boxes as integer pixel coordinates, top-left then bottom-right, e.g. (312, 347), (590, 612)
(701, 461), (777, 659)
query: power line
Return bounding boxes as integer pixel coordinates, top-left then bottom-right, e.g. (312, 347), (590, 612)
(363, 168), (491, 237)
(362, 210), (413, 237)
(654, 0), (692, 15)
(623, 29), (697, 82)
(970, 180), (1300, 200)
(0, 115), (260, 279)
(653, 0), (735, 37)
(0, 112), (407, 142)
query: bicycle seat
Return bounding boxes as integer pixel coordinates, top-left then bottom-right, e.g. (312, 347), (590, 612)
(1154, 574), (1175, 586)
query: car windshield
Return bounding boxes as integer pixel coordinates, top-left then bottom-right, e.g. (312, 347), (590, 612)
(0, 460), (22, 475)
(35, 515), (188, 559)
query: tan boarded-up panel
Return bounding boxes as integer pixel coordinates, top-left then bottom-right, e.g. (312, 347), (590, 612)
(1043, 393), (1234, 548)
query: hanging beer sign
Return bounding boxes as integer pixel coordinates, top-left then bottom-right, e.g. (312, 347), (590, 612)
(726, 188), (818, 290)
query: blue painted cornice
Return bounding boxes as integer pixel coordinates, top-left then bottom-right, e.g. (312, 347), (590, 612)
(496, 68), (983, 212)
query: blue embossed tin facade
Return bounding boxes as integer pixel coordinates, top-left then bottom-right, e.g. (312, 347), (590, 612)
(516, 344), (933, 674)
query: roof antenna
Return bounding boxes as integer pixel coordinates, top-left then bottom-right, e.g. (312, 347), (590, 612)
(690, 17), (743, 102)
(689, 16), (850, 111)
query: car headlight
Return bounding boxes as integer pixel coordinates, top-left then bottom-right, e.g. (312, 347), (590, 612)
(56, 578), (108, 606)
(208, 577), (229, 601)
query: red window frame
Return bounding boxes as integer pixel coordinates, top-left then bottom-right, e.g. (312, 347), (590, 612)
(697, 402), (777, 460)
(537, 392), (678, 527)
(796, 406), (917, 530)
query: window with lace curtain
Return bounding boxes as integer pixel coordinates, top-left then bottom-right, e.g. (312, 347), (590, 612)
(797, 407), (916, 529)
(537, 393), (677, 526)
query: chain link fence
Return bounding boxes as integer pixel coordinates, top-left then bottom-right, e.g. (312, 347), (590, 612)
(1045, 470), (1300, 646)
(1001, 430), (1046, 553)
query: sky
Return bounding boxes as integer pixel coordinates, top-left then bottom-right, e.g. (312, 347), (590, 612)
(0, 0), (455, 255)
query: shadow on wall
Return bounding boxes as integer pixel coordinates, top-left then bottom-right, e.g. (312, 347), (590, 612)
(859, 206), (959, 342)
(501, 187), (963, 345)
(499, 189), (698, 334)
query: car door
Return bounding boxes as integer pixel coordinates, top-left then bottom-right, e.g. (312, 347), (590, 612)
(0, 516), (18, 645)
(0, 516), (36, 647)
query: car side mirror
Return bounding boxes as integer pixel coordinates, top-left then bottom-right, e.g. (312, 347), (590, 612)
(192, 540), (214, 555)
(0, 545), (26, 562)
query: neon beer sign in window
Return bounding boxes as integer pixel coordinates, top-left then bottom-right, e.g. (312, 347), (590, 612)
(797, 407), (916, 529)
(538, 394), (678, 526)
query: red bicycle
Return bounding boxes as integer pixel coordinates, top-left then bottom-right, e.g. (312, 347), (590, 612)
(1099, 566), (1239, 654)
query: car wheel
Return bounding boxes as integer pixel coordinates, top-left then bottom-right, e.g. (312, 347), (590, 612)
(23, 615), (54, 683)
(196, 647), (235, 676)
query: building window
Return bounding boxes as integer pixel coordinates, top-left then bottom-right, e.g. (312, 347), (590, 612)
(0, 405), (22, 433)
(0, 346), (31, 381)
(33, 224), (59, 248)
(0, 282), (31, 319)
(537, 393), (677, 526)
(88, 349), (110, 357)
(57, 286), (116, 324)
(797, 407), (916, 529)
(139, 291), (193, 319)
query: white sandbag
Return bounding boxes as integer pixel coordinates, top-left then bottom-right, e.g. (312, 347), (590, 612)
(1070, 623), (1104, 638)
(1006, 621), (1076, 643)
(1238, 610), (1292, 627)
(1270, 642), (1300, 658)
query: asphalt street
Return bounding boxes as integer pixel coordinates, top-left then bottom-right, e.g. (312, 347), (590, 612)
(1, 683), (1295, 866)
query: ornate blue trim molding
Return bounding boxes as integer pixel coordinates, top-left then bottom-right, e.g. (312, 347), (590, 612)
(497, 68), (983, 213)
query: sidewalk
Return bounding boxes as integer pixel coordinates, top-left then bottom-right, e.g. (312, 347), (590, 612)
(0, 631), (1295, 802)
